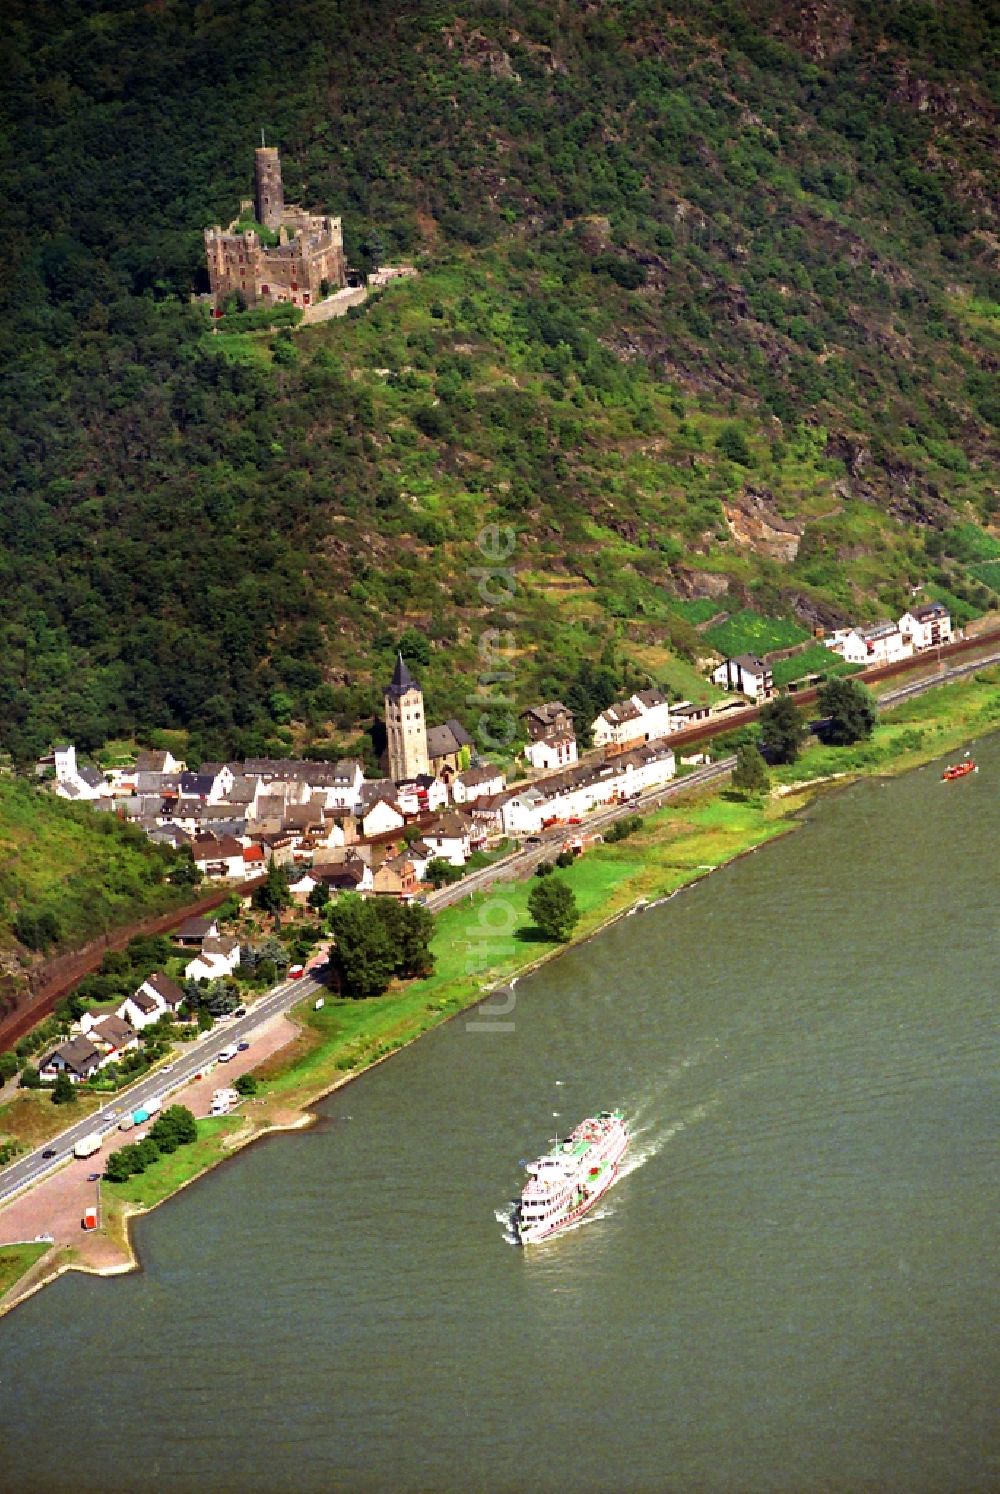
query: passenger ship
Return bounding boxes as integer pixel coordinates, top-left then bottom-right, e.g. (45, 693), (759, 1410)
(514, 1111), (629, 1244)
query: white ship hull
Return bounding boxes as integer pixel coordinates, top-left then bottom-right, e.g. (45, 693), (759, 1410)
(513, 1112), (629, 1245)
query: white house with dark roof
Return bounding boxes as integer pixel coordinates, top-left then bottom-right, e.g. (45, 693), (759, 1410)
(592, 690), (673, 750)
(712, 655), (775, 701)
(116, 988), (165, 1031)
(39, 1035), (102, 1084)
(421, 812), (473, 866)
(185, 936), (241, 982)
(837, 622), (911, 667)
(361, 797), (406, 839)
(898, 601), (952, 651)
(524, 732), (578, 773)
(87, 1015), (141, 1066)
(137, 972), (186, 1014)
(191, 834), (246, 880)
(499, 786), (546, 837)
(451, 764), (506, 804)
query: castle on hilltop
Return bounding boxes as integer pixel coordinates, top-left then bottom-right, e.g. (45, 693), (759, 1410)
(204, 145), (346, 312)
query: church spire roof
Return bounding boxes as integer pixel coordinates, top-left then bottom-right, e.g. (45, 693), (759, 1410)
(385, 651), (419, 700)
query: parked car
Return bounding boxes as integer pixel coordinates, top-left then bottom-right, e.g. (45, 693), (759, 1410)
(288, 964), (305, 979)
(525, 835), (543, 846)
(237, 1041), (250, 1052)
(217, 1045), (238, 1063)
(87, 1172), (101, 1182)
(233, 1006), (247, 1018)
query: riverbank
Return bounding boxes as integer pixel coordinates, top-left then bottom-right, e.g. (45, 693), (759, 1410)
(1, 664), (997, 1315)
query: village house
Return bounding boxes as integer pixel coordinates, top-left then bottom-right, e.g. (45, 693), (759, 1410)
(39, 1036), (102, 1084)
(371, 853), (418, 899)
(404, 839), (435, 881)
(467, 795), (506, 842)
(421, 812), (474, 867)
(711, 655), (775, 701)
(898, 601), (952, 651)
(520, 702), (578, 774)
(836, 622), (911, 667)
(135, 971), (186, 1016)
(361, 796), (406, 839)
(520, 702), (574, 741)
(395, 776), (449, 817)
(184, 936), (241, 983)
(174, 916), (220, 947)
(87, 1015), (141, 1068)
(116, 987), (166, 1031)
(498, 786), (547, 837)
(591, 690), (673, 752)
(135, 748), (184, 774)
(313, 859), (373, 895)
(669, 700), (712, 729)
(191, 834), (247, 880)
(524, 732), (578, 773)
(451, 764), (506, 805)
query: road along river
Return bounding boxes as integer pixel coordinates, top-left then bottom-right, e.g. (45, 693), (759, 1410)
(1, 734), (997, 1493)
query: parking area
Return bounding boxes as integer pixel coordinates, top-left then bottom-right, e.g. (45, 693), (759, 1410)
(0, 1011), (299, 1271)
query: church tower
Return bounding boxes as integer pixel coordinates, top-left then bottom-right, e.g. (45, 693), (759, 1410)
(254, 145), (285, 231)
(385, 653), (429, 782)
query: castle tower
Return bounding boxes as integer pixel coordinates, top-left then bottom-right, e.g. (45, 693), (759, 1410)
(254, 146), (285, 231)
(385, 654), (429, 782)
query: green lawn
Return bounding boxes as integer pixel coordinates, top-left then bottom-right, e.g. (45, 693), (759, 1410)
(0, 1242), (51, 1301)
(102, 1117), (241, 1210)
(771, 644), (860, 688)
(703, 609), (811, 658)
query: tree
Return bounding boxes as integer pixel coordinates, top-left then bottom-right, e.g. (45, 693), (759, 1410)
(307, 881), (330, 913)
(51, 1071), (76, 1105)
(426, 857), (461, 888)
(818, 677), (878, 745)
(253, 857), (291, 917)
(18, 1064), (41, 1089)
(758, 694), (805, 764)
(384, 901), (435, 980)
(235, 1073), (258, 1097)
(327, 895), (398, 998)
(327, 895), (435, 997)
(732, 743), (770, 795)
(0, 1052), (19, 1084)
(527, 877), (580, 942)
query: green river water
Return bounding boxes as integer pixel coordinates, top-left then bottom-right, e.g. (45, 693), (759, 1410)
(1, 739), (997, 1492)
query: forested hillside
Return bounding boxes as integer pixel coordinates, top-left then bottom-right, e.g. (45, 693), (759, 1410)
(2, 0), (998, 765)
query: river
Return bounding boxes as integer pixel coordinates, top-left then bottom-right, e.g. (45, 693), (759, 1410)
(2, 739), (997, 1492)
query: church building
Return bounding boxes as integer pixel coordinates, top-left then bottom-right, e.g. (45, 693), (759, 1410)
(384, 654), (429, 782)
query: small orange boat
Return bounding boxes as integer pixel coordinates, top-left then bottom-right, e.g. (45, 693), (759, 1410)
(942, 760), (976, 781)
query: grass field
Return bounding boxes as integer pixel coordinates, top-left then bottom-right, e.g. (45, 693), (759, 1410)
(102, 1116), (242, 1212)
(0, 1241), (51, 1300)
(771, 644), (860, 688)
(703, 609), (811, 658)
(0, 1089), (102, 1153)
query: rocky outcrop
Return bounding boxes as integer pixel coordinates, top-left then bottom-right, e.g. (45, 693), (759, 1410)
(722, 486), (810, 563)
